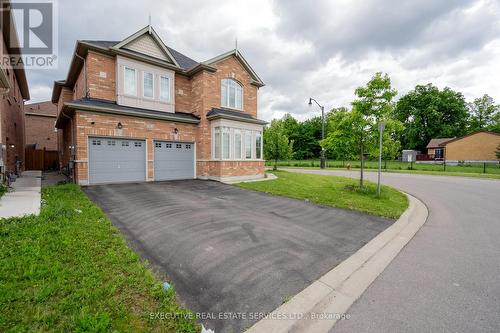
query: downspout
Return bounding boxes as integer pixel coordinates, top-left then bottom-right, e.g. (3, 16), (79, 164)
(61, 110), (76, 181)
(74, 52), (88, 98)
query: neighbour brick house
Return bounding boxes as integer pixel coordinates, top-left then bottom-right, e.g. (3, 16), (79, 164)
(53, 26), (266, 185)
(426, 131), (500, 162)
(24, 101), (57, 150)
(0, 0), (30, 178)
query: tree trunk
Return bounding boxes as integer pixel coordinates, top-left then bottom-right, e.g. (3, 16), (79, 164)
(273, 159), (278, 171)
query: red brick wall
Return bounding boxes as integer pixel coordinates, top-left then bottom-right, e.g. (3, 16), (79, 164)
(174, 75), (192, 113)
(24, 101), (58, 150)
(86, 51), (116, 101)
(197, 160), (264, 178)
(0, 68), (25, 173)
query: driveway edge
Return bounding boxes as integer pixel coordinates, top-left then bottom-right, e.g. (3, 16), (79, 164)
(245, 193), (428, 333)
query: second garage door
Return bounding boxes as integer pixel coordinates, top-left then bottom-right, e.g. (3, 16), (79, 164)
(154, 141), (195, 181)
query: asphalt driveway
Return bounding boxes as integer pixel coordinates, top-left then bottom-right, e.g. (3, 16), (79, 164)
(83, 180), (392, 332)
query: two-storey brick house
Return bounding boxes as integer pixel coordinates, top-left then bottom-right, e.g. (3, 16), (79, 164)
(53, 26), (266, 185)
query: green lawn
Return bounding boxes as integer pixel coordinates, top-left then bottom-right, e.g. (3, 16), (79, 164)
(266, 159), (500, 179)
(0, 184), (199, 333)
(237, 171), (408, 219)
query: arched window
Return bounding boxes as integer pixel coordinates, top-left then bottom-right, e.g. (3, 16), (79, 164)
(221, 79), (243, 109)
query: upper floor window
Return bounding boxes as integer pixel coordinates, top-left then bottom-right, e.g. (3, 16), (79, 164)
(160, 76), (170, 101)
(124, 67), (136, 96)
(221, 79), (243, 110)
(143, 72), (154, 98)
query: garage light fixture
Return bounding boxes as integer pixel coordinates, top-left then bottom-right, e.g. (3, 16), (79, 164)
(117, 122), (123, 129)
(174, 128), (179, 134)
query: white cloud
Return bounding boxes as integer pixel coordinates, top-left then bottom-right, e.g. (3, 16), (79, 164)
(26, 0), (500, 122)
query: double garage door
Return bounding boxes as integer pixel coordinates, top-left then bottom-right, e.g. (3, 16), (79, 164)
(88, 137), (194, 184)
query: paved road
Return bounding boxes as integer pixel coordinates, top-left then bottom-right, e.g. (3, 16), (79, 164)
(83, 179), (392, 332)
(284, 169), (500, 333)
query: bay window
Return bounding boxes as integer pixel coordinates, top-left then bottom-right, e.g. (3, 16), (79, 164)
(221, 79), (243, 109)
(160, 75), (170, 101)
(143, 72), (154, 98)
(124, 67), (136, 96)
(213, 126), (262, 160)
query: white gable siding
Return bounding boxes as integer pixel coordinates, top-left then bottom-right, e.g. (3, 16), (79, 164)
(123, 34), (170, 62)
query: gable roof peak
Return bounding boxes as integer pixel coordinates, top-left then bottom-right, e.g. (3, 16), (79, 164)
(203, 48), (265, 87)
(112, 25), (180, 67)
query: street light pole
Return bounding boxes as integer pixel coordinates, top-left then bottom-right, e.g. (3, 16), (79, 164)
(377, 121), (385, 196)
(309, 98), (326, 169)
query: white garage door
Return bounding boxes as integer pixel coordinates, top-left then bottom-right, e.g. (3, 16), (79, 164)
(88, 137), (146, 184)
(154, 141), (195, 181)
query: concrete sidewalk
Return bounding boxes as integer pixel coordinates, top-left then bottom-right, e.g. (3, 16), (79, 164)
(0, 171), (42, 219)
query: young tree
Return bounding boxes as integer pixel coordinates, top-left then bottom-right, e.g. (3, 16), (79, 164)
(496, 143), (500, 160)
(468, 94), (500, 132)
(394, 84), (468, 151)
(263, 119), (294, 170)
(352, 72), (398, 188)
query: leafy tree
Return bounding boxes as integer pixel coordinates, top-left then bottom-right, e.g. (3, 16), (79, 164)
(468, 94), (500, 132)
(295, 116), (322, 159)
(394, 84), (468, 151)
(322, 108), (357, 164)
(263, 119), (294, 170)
(351, 72), (398, 187)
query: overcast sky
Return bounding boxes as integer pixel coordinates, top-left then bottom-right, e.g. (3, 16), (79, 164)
(25, 0), (500, 121)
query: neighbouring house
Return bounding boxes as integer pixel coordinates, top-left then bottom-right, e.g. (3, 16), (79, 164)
(52, 25), (266, 185)
(24, 101), (58, 150)
(0, 0), (30, 180)
(426, 138), (455, 160)
(23, 101), (59, 171)
(426, 131), (500, 162)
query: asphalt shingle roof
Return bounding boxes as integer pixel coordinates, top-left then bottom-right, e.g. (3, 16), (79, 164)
(426, 138), (455, 148)
(80, 40), (199, 71)
(207, 108), (267, 124)
(65, 98), (200, 123)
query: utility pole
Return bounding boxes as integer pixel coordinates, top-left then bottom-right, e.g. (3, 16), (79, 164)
(377, 121), (385, 196)
(308, 98), (326, 169)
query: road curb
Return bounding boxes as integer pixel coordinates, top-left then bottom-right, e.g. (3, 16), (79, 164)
(245, 193), (428, 333)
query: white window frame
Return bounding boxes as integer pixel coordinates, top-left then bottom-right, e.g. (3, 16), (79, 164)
(244, 130), (253, 159)
(159, 75), (171, 102)
(221, 78), (243, 110)
(255, 131), (262, 160)
(124, 66), (137, 97)
(234, 129), (242, 160)
(213, 127), (221, 159)
(143, 71), (154, 99)
(222, 127), (231, 160)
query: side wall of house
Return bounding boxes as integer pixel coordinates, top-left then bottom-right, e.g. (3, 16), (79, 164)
(445, 132), (500, 161)
(0, 35), (25, 174)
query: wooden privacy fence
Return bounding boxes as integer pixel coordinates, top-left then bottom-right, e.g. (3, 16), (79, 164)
(25, 148), (59, 171)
